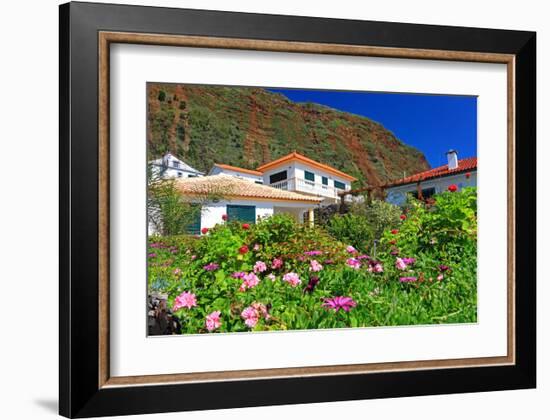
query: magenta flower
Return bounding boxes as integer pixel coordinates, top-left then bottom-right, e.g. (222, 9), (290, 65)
(304, 250), (323, 256)
(322, 296), (357, 312)
(148, 253), (157, 258)
(399, 276), (417, 283)
(173, 291), (197, 311)
(203, 262), (219, 271)
(282, 272), (301, 287)
(303, 276), (320, 294)
(346, 258), (361, 270)
(253, 260), (267, 273)
(232, 271), (246, 279)
(205, 311), (222, 332)
(402, 258), (416, 265)
(357, 254), (370, 260)
(346, 245), (357, 254)
(191, 255), (197, 260)
(309, 259), (323, 272)
(241, 306), (259, 328)
(271, 258), (283, 269)
(439, 264), (450, 272)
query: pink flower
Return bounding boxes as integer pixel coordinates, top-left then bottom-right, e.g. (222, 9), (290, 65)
(253, 243), (260, 251)
(322, 296), (356, 312)
(346, 245), (357, 254)
(251, 302), (270, 320)
(203, 262), (219, 271)
(190, 255), (197, 260)
(370, 263), (384, 273)
(399, 277), (417, 283)
(271, 258), (283, 269)
(395, 257), (407, 271)
(346, 258), (361, 270)
(282, 272), (301, 287)
(240, 272), (260, 291)
(267, 273), (276, 281)
(241, 306), (259, 328)
(437, 274), (444, 281)
(309, 259), (323, 272)
(253, 260), (267, 273)
(173, 268), (182, 276)
(205, 311), (222, 332)
(232, 271), (246, 279)
(173, 291), (197, 311)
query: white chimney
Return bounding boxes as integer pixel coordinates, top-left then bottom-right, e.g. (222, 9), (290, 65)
(446, 150), (458, 170)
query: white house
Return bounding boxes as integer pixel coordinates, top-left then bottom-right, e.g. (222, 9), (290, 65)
(384, 150), (477, 206)
(149, 152), (204, 179)
(209, 163), (264, 184)
(175, 174), (323, 233)
(256, 152), (357, 205)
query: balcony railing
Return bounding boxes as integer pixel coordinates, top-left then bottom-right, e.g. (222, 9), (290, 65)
(270, 177), (346, 199)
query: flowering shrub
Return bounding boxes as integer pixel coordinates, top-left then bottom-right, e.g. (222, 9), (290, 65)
(148, 190), (477, 334)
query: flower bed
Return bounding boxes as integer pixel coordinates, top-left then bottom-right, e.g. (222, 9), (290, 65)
(148, 188), (477, 334)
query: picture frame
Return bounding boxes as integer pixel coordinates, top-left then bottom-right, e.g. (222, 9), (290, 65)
(59, 1), (536, 417)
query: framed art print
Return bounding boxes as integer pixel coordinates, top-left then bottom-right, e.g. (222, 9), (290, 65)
(59, 2), (536, 417)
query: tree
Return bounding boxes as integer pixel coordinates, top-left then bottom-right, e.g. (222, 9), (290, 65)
(147, 167), (225, 236)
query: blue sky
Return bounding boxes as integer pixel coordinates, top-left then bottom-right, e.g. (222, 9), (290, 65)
(269, 88), (477, 168)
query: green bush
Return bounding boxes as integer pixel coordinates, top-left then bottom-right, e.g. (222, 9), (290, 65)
(326, 213), (374, 252)
(158, 90), (166, 101)
(349, 198), (402, 240)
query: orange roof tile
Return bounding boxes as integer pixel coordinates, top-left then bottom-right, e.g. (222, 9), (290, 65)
(384, 157), (477, 188)
(256, 152), (357, 182)
(176, 174), (323, 204)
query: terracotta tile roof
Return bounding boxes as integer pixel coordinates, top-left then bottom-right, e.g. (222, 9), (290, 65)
(256, 152), (357, 182)
(385, 157), (477, 188)
(176, 174), (323, 203)
(213, 163), (263, 176)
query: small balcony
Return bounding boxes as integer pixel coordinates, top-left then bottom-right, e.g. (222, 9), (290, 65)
(270, 177), (345, 200)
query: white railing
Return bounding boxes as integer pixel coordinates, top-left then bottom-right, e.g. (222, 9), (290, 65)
(270, 177), (344, 199)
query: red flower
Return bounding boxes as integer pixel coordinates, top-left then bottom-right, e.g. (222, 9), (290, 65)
(448, 184), (458, 192)
(222, 214), (228, 221)
(242, 223), (250, 230)
(201, 227), (209, 234)
(389, 239), (397, 245)
(391, 229), (399, 235)
(400, 214), (407, 220)
(465, 172), (471, 179)
(238, 245), (249, 254)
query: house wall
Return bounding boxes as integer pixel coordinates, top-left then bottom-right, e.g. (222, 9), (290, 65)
(385, 171), (477, 206)
(261, 161), (352, 202)
(150, 153), (203, 179)
(200, 199), (274, 229)
(209, 166), (264, 183)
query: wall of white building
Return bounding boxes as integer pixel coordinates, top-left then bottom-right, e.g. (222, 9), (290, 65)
(201, 199), (274, 229)
(386, 171), (477, 206)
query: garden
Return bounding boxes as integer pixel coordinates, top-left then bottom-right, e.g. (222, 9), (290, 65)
(147, 186), (477, 334)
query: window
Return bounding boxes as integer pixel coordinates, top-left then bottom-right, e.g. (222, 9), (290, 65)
(255, 181), (263, 184)
(322, 176), (328, 185)
(269, 170), (287, 184)
(226, 205), (256, 224)
(304, 171), (315, 182)
(177, 172), (183, 177)
(412, 187), (436, 200)
(173, 161), (180, 168)
(334, 180), (346, 190)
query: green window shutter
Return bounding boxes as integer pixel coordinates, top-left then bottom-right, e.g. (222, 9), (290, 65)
(322, 176), (328, 185)
(227, 205), (256, 224)
(185, 205), (201, 235)
(334, 180), (346, 190)
(304, 171), (315, 182)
